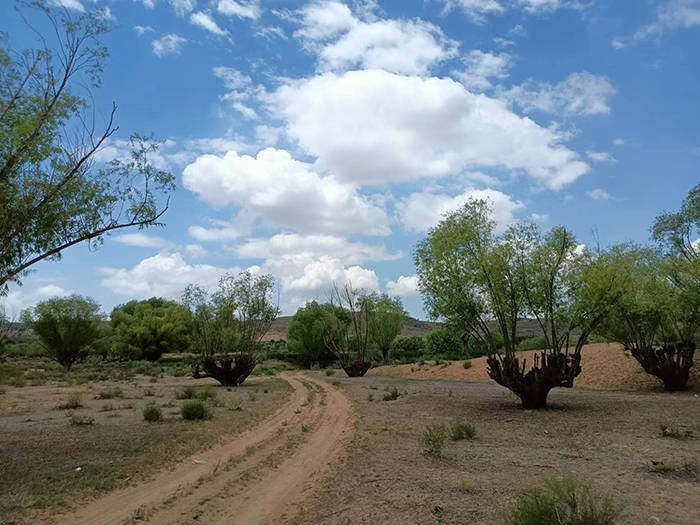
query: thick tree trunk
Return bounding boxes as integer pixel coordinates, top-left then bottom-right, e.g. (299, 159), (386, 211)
(341, 360), (372, 377)
(198, 354), (257, 386)
(630, 342), (695, 391)
(487, 351), (582, 409)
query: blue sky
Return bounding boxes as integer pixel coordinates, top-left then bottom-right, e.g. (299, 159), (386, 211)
(2, 0), (699, 319)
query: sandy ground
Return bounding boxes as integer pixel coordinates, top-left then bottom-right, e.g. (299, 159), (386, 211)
(299, 373), (700, 525)
(45, 372), (355, 525)
(368, 343), (700, 392)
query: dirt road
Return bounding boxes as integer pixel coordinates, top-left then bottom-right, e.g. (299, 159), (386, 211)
(51, 373), (355, 525)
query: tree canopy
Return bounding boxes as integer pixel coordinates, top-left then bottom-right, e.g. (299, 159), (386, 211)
(364, 293), (406, 362)
(0, 2), (174, 292)
(110, 297), (192, 361)
(21, 294), (103, 370)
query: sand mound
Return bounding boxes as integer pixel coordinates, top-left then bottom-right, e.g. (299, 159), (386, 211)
(368, 343), (700, 392)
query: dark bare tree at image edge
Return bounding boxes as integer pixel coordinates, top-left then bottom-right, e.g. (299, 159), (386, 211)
(0, 2), (174, 293)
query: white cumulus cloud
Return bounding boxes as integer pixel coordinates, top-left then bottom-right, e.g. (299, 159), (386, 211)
(386, 275), (419, 297)
(271, 69), (589, 190)
(183, 147), (390, 236)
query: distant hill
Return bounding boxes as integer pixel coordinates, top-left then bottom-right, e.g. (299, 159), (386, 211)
(263, 315), (440, 341)
(264, 316), (546, 342)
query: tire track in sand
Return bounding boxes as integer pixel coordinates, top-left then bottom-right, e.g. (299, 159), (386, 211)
(54, 372), (355, 525)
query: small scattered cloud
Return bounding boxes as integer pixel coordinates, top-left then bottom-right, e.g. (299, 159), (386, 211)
(152, 34), (188, 57)
(113, 233), (173, 249)
(217, 0), (261, 19)
(613, 0), (700, 48)
(190, 12), (229, 36)
(499, 71), (615, 116)
(587, 188), (613, 200)
(134, 25), (155, 36)
(613, 138), (626, 146)
(586, 150), (617, 164)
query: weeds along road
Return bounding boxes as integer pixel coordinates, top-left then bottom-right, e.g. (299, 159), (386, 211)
(52, 372), (356, 525)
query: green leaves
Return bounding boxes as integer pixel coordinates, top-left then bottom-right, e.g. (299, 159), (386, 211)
(21, 295), (103, 370)
(0, 4), (173, 290)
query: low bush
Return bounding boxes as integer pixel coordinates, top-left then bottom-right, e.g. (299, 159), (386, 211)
(69, 414), (95, 426)
(143, 403), (163, 422)
(382, 386), (400, 401)
(421, 423), (447, 455)
(425, 329), (463, 360)
(176, 387), (197, 400)
(462, 360), (472, 369)
(449, 420), (476, 441)
(518, 335), (547, 352)
(181, 400), (212, 420)
(95, 387), (124, 400)
(390, 336), (425, 363)
(57, 393), (83, 410)
(502, 476), (621, 525)
(660, 423), (693, 440)
(325, 367), (335, 376)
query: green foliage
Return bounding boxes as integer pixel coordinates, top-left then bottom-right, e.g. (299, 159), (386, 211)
(21, 295), (104, 370)
(287, 301), (347, 368)
(142, 403), (162, 422)
(652, 182), (699, 261)
(382, 386), (400, 401)
(326, 284), (373, 377)
(183, 271), (279, 387)
(181, 400), (212, 420)
(0, 4), (174, 291)
(502, 476), (621, 525)
(425, 328), (463, 359)
(57, 393), (83, 410)
(518, 335), (547, 351)
(462, 360), (472, 369)
(449, 420), (476, 441)
(420, 423), (447, 456)
(390, 336), (425, 362)
(110, 297), (192, 361)
(95, 387), (123, 400)
(364, 293), (406, 362)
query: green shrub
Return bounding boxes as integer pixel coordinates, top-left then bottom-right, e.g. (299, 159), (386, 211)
(176, 387), (197, 399)
(196, 388), (217, 401)
(390, 336), (425, 362)
(518, 335), (547, 352)
(421, 423), (447, 455)
(69, 414), (94, 426)
(382, 386), (400, 401)
(57, 392), (83, 410)
(181, 400), (212, 420)
(325, 367), (335, 376)
(95, 387), (124, 399)
(142, 403), (163, 422)
(502, 476), (621, 525)
(449, 420), (476, 441)
(425, 329), (462, 360)
(462, 360), (472, 369)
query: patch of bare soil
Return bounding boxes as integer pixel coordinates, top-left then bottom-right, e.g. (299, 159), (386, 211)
(369, 343), (700, 392)
(1, 374), (292, 523)
(47, 372), (355, 525)
(299, 374), (699, 525)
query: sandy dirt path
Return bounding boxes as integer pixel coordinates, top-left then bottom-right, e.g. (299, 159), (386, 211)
(51, 372), (355, 525)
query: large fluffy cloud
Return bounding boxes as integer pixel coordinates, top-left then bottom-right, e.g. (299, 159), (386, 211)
(99, 253), (242, 299)
(271, 70), (589, 189)
(183, 147), (390, 236)
(296, 2), (457, 75)
(397, 188), (524, 233)
(386, 275), (420, 297)
(235, 233), (400, 264)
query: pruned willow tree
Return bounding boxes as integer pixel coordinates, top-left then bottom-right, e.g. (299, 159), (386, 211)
(183, 271), (279, 387)
(325, 282), (373, 377)
(599, 183), (700, 391)
(0, 2), (174, 293)
(415, 199), (628, 408)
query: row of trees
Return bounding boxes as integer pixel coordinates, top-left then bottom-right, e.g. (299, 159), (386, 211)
(415, 184), (699, 408)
